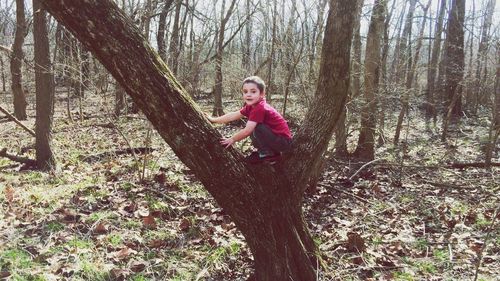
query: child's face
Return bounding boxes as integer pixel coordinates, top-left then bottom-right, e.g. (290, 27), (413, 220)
(242, 82), (264, 106)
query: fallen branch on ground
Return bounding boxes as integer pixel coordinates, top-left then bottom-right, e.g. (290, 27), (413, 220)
(0, 45), (11, 53)
(0, 105), (36, 137)
(0, 148), (37, 167)
(449, 162), (500, 168)
(79, 147), (155, 163)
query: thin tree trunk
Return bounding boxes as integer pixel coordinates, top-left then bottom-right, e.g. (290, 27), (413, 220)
(0, 55), (6, 92)
(39, 0), (357, 279)
(33, 0), (55, 171)
(212, 0), (237, 116)
(354, 0), (386, 161)
(242, 0), (252, 69)
(377, 0), (396, 146)
(265, 0), (278, 102)
(473, 0), (495, 114)
(485, 43), (499, 166)
(394, 0), (431, 145)
(168, 0), (182, 75)
(11, 0), (27, 120)
(157, 1), (173, 62)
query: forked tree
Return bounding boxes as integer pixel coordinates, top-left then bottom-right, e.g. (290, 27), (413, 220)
(39, 0), (356, 279)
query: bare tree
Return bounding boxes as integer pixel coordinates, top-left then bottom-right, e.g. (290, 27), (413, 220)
(485, 43), (499, 167)
(33, 0), (55, 170)
(39, 0), (357, 278)
(472, 0), (496, 114)
(353, 0), (386, 161)
(212, 0), (237, 116)
(157, 0), (175, 62)
(10, 0), (27, 120)
(441, 0), (465, 141)
(426, 0), (446, 122)
(394, 0), (431, 145)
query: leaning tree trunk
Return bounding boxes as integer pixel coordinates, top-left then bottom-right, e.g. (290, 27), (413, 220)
(353, 0), (386, 161)
(33, 0), (55, 171)
(40, 0), (356, 280)
(11, 0), (27, 120)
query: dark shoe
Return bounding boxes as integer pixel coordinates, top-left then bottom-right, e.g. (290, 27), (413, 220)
(245, 152), (280, 164)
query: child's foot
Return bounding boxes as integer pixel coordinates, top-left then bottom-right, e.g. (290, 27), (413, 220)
(245, 152), (280, 164)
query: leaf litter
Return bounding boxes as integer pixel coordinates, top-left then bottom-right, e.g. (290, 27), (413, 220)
(0, 109), (498, 280)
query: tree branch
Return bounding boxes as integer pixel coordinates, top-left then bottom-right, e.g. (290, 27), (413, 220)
(0, 148), (37, 166)
(0, 105), (36, 137)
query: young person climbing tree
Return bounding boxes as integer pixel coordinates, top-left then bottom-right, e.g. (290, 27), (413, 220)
(207, 76), (292, 164)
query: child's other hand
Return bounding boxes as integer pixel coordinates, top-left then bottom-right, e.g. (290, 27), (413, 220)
(220, 137), (235, 148)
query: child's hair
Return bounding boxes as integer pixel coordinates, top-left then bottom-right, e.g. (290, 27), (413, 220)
(242, 76), (266, 93)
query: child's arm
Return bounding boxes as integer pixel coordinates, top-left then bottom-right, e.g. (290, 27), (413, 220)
(207, 111), (243, 124)
(220, 121), (257, 148)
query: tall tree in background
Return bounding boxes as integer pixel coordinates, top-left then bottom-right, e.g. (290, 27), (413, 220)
(394, 0), (431, 145)
(168, 0), (182, 75)
(10, 0), (27, 120)
(441, 0), (465, 141)
(212, 0), (237, 116)
(157, 0), (174, 62)
(485, 43), (499, 167)
(334, 0), (364, 157)
(39, 0), (357, 278)
(426, 0), (446, 122)
(473, 0), (495, 113)
(33, 0), (55, 170)
(353, 0), (385, 161)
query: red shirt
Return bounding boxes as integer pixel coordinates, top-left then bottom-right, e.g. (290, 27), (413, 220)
(240, 99), (292, 140)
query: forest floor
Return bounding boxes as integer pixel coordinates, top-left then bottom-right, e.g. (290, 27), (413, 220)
(0, 96), (499, 281)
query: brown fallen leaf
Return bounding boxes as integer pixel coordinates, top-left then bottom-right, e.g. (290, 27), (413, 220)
(109, 268), (129, 281)
(93, 222), (108, 234)
(148, 239), (167, 249)
(112, 247), (136, 260)
(130, 260), (147, 272)
(346, 232), (366, 253)
(179, 218), (191, 232)
(142, 215), (156, 229)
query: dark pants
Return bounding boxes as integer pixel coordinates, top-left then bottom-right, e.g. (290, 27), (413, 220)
(250, 124), (292, 156)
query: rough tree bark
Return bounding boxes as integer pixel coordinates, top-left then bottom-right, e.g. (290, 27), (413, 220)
(353, 0), (386, 161)
(443, 0), (465, 121)
(11, 0), (28, 120)
(334, 0), (364, 158)
(40, 0), (356, 279)
(33, 0), (55, 171)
